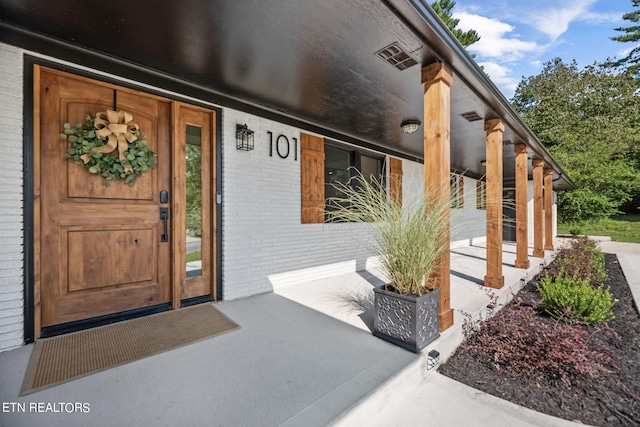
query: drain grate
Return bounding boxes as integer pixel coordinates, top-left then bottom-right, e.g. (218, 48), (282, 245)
(376, 42), (418, 71)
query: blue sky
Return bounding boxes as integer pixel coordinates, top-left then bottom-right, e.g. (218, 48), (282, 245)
(452, 0), (634, 99)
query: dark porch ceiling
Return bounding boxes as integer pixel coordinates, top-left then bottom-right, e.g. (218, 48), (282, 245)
(0, 0), (574, 189)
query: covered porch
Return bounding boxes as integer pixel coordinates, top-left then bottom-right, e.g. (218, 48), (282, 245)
(0, 241), (563, 427)
(0, 0), (575, 342)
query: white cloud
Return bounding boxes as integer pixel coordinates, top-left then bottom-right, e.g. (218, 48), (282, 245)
(618, 43), (640, 58)
(451, 0), (622, 97)
(522, 0), (598, 40)
(580, 11), (623, 24)
(478, 61), (520, 95)
(454, 11), (542, 61)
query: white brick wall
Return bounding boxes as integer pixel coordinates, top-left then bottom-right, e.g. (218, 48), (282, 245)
(453, 176), (487, 246)
(221, 110), (376, 299)
(0, 43), (24, 352)
(401, 160), (486, 248)
(221, 122), (492, 300)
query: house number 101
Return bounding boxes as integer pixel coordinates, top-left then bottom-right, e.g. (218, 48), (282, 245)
(267, 131), (297, 161)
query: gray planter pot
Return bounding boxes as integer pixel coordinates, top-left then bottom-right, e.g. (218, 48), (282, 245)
(373, 285), (440, 353)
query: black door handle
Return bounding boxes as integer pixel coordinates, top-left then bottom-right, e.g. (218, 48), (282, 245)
(160, 208), (169, 242)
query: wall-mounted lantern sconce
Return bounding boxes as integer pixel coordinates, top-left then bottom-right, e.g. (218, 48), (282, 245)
(400, 120), (421, 134)
(236, 124), (255, 151)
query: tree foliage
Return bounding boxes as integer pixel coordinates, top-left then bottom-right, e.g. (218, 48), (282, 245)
(611, 0), (640, 77)
(512, 58), (640, 222)
(430, 0), (480, 47)
(185, 143), (202, 236)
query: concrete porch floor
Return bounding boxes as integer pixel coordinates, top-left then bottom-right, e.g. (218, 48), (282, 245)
(2, 239), (638, 427)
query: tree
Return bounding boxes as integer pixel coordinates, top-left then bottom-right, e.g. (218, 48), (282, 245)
(611, 0), (640, 77)
(185, 143), (202, 236)
(511, 58), (640, 222)
(430, 0), (480, 47)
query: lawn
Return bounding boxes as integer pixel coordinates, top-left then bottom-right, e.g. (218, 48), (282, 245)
(186, 251), (202, 263)
(558, 214), (640, 243)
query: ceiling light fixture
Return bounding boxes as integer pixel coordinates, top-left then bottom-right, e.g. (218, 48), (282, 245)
(400, 120), (421, 134)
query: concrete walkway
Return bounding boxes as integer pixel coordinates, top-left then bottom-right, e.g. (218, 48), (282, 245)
(599, 239), (640, 313)
(0, 293), (418, 427)
(0, 239), (637, 426)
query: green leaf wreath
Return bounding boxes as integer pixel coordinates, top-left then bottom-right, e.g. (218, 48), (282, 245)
(61, 113), (157, 186)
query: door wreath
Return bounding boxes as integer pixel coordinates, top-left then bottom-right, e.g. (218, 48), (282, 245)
(61, 110), (157, 186)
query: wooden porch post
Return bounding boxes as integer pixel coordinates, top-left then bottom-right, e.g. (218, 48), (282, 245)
(483, 119), (504, 289)
(389, 157), (403, 206)
(544, 168), (555, 250)
(514, 143), (530, 269)
(422, 62), (454, 332)
(532, 159), (544, 258)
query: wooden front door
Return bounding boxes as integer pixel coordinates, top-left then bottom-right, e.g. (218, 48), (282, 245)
(36, 66), (217, 334)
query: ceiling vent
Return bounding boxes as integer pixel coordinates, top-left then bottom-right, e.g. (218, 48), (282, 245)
(461, 111), (483, 122)
(376, 42), (418, 71)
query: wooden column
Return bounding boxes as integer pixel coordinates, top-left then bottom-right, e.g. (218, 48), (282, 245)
(532, 159), (544, 258)
(389, 157), (403, 206)
(514, 143), (530, 269)
(422, 62), (453, 332)
(483, 119), (504, 289)
(544, 168), (554, 250)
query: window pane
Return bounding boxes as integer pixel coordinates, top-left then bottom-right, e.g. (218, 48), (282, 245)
(325, 145), (351, 213)
(185, 125), (202, 278)
(323, 144), (384, 222)
(360, 154), (383, 185)
(325, 145), (350, 183)
(451, 174), (463, 209)
(476, 181), (486, 210)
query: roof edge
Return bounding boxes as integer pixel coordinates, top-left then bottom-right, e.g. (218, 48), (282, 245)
(385, 0), (576, 190)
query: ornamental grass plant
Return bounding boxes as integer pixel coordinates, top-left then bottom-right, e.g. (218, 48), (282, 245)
(328, 172), (449, 296)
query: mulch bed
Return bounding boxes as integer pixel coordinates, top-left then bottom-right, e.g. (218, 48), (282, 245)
(439, 254), (640, 426)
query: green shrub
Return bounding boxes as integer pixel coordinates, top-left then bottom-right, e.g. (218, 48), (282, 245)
(186, 207), (202, 237)
(557, 189), (618, 223)
(537, 273), (616, 323)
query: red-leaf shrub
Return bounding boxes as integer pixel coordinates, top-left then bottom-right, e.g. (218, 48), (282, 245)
(460, 302), (619, 388)
(548, 237), (606, 285)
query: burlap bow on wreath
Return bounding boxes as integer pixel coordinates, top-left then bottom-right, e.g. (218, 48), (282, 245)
(62, 109), (157, 187)
(80, 110), (139, 173)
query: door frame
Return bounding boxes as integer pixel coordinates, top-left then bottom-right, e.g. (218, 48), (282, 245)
(172, 102), (217, 306)
(23, 57), (223, 342)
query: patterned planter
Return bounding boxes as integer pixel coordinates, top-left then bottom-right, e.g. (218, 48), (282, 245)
(373, 286), (440, 353)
